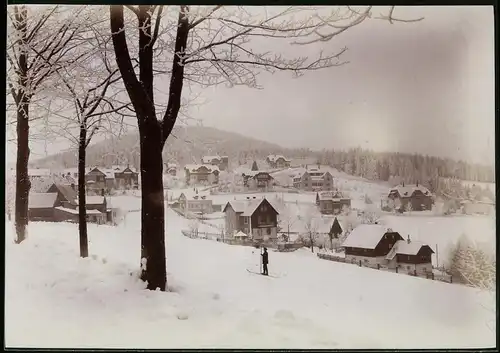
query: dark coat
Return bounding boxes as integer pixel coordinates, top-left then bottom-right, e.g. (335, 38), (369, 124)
(262, 251), (269, 265)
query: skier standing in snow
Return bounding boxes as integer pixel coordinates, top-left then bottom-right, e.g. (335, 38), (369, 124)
(262, 247), (269, 275)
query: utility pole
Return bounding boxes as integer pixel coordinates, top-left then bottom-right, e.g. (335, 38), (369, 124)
(436, 243), (439, 269)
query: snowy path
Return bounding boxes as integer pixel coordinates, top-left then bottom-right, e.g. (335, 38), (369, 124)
(5, 209), (495, 349)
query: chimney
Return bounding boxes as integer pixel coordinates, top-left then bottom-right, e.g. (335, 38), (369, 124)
(407, 235), (411, 244)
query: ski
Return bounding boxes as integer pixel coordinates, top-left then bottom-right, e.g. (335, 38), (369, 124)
(246, 269), (278, 278)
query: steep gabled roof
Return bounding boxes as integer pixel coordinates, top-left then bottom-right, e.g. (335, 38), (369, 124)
(184, 164), (220, 173)
(241, 198), (279, 217)
(385, 240), (434, 260)
(201, 155), (222, 164)
(342, 224), (402, 249)
(48, 183), (77, 205)
(389, 184), (432, 198)
(223, 200), (248, 213)
(28, 193), (58, 209)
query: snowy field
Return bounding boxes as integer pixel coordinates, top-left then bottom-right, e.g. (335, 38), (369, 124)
(5, 208), (496, 349)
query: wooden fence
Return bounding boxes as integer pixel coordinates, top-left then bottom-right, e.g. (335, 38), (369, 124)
(180, 229), (304, 252)
(317, 253), (453, 284)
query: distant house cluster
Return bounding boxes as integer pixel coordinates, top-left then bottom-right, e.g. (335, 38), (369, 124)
(316, 191), (351, 215)
(266, 155), (291, 169)
(342, 224), (434, 274)
(292, 166), (334, 191)
(201, 155), (229, 171)
(223, 197), (280, 242)
(387, 182), (433, 211)
(184, 164), (220, 186)
(241, 170), (275, 191)
(59, 165), (139, 192)
(28, 183), (116, 225)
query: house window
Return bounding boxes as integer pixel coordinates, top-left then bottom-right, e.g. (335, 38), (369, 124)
(407, 266), (411, 270)
(266, 228), (271, 235)
(244, 217), (248, 224)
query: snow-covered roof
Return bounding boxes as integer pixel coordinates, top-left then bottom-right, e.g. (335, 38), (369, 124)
(184, 164), (220, 173)
(234, 231), (248, 238)
(386, 240), (434, 260)
(389, 184), (431, 197)
(201, 155), (222, 164)
(224, 200), (248, 213)
(267, 154), (291, 163)
(28, 168), (51, 177)
(28, 193), (58, 209)
(317, 191), (344, 201)
(224, 197), (280, 216)
(54, 207), (102, 215)
(242, 198), (279, 217)
(242, 170), (273, 178)
(342, 224), (395, 249)
(180, 190), (211, 201)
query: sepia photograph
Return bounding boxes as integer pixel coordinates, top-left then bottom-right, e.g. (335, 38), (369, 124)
(5, 4), (496, 349)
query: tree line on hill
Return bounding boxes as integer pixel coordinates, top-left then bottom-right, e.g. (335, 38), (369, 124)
(316, 147), (494, 198)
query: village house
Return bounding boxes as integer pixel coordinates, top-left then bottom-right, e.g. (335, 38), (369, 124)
(266, 154), (291, 169)
(308, 167), (334, 191)
(316, 191), (351, 215)
(184, 164), (220, 186)
(292, 169), (311, 190)
(387, 182), (433, 211)
(342, 225), (434, 273)
(385, 236), (435, 274)
(293, 167), (333, 191)
(39, 183), (110, 224)
(223, 197), (280, 241)
(242, 171), (275, 191)
(201, 155), (229, 171)
(111, 165), (139, 189)
(27, 192), (58, 221)
(342, 225), (405, 267)
(178, 189), (213, 216)
(85, 167), (115, 192)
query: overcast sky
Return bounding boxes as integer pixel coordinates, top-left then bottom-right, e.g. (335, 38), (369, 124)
(9, 6), (495, 166)
(193, 6), (495, 166)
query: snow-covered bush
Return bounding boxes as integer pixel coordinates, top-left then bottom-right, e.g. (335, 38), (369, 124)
(447, 234), (496, 290)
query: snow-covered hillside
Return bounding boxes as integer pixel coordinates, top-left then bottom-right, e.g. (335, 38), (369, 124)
(5, 208), (495, 349)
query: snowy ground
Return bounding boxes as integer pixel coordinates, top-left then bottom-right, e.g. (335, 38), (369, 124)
(5, 208), (496, 349)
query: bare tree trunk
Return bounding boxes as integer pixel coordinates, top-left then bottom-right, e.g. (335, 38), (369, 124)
(78, 125), (89, 258)
(139, 122), (166, 291)
(110, 5), (190, 291)
(14, 7), (30, 244)
(15, 99), (31, 244)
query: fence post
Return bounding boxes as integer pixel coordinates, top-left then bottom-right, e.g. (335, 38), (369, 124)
(414, 269), (417, 276)
(359, 260), (362, 267)
(395, 267), (398, 273)
(377, 264), (380, 270)
(450, 275), (452, 283)
(431, 273), (434, 280)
